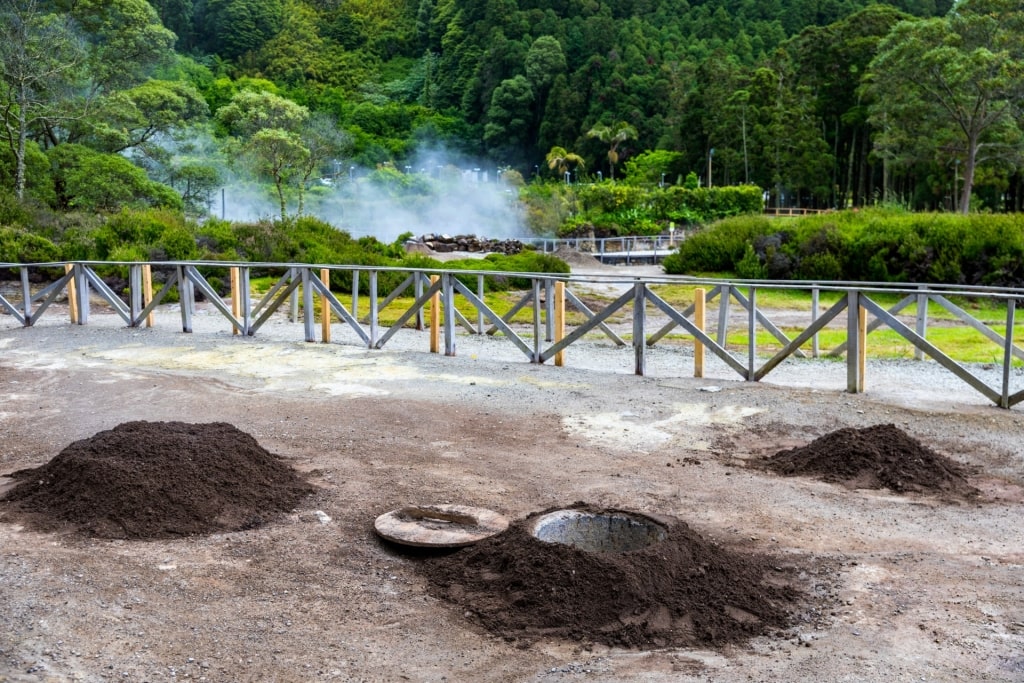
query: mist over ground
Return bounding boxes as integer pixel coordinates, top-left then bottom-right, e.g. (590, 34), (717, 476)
(213, 160), (527, 243)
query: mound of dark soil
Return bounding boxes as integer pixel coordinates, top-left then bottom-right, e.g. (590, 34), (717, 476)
(756, 423), (978, 498)
(2, 421), (315, 539)
(417, 504), (811, 649)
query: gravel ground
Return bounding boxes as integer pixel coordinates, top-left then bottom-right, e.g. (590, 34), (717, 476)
(1, 276), (1023, 682)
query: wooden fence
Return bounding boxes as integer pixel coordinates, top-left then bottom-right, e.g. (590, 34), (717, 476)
(2, 260), (1022, 408)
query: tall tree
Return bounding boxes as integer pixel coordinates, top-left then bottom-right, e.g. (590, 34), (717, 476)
(0, 0), (88, 199)
(483, 74), (534, 163)
(586, 121), (638, 181)
(866, 0), (1024, 213)
(545, 145), (584, 178)
(217, 89), (310, 219)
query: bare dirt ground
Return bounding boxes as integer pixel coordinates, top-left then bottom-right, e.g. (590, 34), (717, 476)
(1, 268), (1024, 682)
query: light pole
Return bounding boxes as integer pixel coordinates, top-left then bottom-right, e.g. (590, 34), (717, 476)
(707, 148), (715, 189)
(564, 170), (570, 185)
(660, 172), (666, 188)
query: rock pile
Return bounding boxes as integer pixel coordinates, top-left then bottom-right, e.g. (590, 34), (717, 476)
(409, 234), (525, 254)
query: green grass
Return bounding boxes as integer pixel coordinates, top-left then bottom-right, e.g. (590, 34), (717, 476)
(248, 275), (1022, 364)
(655, 324), (1024, 365)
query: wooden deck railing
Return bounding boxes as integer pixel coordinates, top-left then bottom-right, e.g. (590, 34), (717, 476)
(2, 260), (1022, 408)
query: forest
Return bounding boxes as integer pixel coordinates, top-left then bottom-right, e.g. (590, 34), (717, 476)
(2, 0), (1023, 241)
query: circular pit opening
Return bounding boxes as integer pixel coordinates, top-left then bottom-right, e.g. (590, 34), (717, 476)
(528, 509), (668, 553)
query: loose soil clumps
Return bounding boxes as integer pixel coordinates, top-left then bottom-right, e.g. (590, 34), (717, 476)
(756, 423), (978, 498)
(416, 504), (811, 649)
(1, 421), (315, 539)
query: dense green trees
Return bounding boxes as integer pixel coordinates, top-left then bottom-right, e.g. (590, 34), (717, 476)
(865, 0), (1024, 213)
(4, 0), (1024, 229)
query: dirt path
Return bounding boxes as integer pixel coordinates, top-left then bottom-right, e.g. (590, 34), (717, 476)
(0, 304), (1023, 682)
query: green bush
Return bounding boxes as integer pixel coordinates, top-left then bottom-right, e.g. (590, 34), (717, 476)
(665, 208), (1024, 286)
(663, 214), (775, 274)
(0, 226), (61, 263)
(94, 209), (199, 262)
(47, 145), (182, 212)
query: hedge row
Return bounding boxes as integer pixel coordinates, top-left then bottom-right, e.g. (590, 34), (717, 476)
(0, 206), (566, 294)
(662, 209), (1024, 287)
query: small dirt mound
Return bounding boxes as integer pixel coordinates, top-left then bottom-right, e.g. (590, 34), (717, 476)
(416, 504), (812, 649)
(2, 421), (315, 539)
(755, 423), (978, 498)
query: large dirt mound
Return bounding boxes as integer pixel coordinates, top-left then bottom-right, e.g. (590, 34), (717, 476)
(756, 423), (978, 498)
(417, 504), (814, 649)
(2, 421), (315, 539)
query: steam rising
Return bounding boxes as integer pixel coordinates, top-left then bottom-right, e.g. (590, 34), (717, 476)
(214, 161), (526, 243)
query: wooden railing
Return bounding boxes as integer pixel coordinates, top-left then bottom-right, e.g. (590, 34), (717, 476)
(2, 260), (1022, 408)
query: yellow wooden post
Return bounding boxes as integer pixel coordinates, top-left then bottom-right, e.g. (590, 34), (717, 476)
(142, 264), (154, 327)
(694, 287), (705, 378)
(430, 275), (440, 353)
(858, 302), (867, 392)
(554, 281), (566, 366)
(230, 267), (240, 335)
(64, 264), (78, 324)
(320, 268), (331, 343)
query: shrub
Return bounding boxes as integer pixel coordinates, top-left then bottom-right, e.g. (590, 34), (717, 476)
(47, 145), (182, 212)
(0, 227), (61, 263)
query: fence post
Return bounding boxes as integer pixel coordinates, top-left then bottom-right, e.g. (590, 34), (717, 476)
(320, 268), (330, 343)
(811, 286), (819, 358)
(694, 287), (705, 378)
(859, 300), (867, 390)
(239, 267), (251, 335)
(178, 265), (193, 333)
(1001, 298), (1016, 409)
(430, 275), (440, 353)
(231, 266), (241, 336)
(65, 264), (78, 324)
(747, 286), (757, 380)
(142, 264), (154, 327)
(554, 281), (565, 367)
(415, 272), (424, 331)
(443, 273), (456, 356)
(717, 285), (731, 345)
(532, 279), (542, 362)
(847, 290), (862, 393)
(545, 278), (554, 342)
(301, 268), (315, 342)
(915, 286), (928, 361)
(19, 267), (31, 324)
(369, 270), (378, 349)
(289, 268), (299, 323)
(352, 270), (360, 322)
(634, 281), (646, 376)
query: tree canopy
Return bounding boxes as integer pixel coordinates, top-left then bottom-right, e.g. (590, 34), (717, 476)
(5, 0), (1024, 223)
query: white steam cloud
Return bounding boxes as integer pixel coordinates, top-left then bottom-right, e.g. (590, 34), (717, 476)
(212, 147), (528, 243)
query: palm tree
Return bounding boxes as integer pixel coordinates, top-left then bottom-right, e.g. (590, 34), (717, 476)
(545, 146), (586, 178)
(586, 121), (638, 181)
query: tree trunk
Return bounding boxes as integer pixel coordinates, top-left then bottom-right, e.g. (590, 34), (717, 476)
(845, 128), (856, 208)
(14, 82), (28, 200)
(960, 134), (978, 214)
(275, 179), (287, 221)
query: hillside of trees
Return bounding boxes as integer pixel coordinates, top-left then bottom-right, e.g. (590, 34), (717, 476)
(2, 0), (1023, 237)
